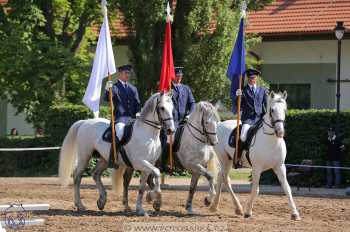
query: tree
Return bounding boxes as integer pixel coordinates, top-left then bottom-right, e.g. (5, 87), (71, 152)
(0, 0), (117, 126)
(117, 0), (272, 105)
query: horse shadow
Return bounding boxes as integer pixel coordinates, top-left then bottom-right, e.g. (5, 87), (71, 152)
(34, 208), (213, 218)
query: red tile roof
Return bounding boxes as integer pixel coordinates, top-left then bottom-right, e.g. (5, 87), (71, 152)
(246, 0), (350, 36)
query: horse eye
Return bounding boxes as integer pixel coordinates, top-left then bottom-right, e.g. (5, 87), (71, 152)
(160, 106), (165, 111)
(271, 109), (274, 113)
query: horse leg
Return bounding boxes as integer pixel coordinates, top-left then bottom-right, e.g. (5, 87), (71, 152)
(273, 165), (301, 221)
(244, 168), (262, 218)
(92, 158), (108, 211)
(135, 171), (149, 216)
(209, 171), (224, 212)
(73, 153), (90, 211)
(225, 175), (243, 215)
(123, 167), (134, 212)
(185, 173), (200, 214)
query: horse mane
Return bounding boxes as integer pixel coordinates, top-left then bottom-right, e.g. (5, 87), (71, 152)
(197, 101), (221, 122)
(140, 93), (159, 120)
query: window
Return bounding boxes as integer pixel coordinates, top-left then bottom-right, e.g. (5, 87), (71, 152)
(270, 84), (311, 109)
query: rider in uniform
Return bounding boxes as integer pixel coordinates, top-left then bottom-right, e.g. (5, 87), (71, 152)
(104, 64), (141, 151)
(160, 66), (196, 171)
(233, 68), (268, 165)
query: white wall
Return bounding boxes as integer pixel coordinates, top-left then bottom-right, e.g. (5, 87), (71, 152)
(6, 103), (35, 136)
(254, 40), (350, 109)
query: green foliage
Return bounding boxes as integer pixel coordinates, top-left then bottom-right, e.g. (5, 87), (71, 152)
(0, 136), (58, 176)
(260, 109), (350, 187)
(0, 0), (117, 127)
(44, 103), (109, 143)
(117, 0), (272, 104)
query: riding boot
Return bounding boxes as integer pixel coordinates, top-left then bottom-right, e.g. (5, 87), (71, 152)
(233, 140), (244, 169)
(160, 143), (171, 173)
(108, 146), (119, 169)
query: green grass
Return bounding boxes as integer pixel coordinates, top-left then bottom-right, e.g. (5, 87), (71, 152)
(229, 168), (251, 181)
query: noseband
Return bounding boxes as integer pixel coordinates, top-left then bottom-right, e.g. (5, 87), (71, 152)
(187, 113), (217, 145)
(263, 102), (285, 136)
(143, 98), (173, 130)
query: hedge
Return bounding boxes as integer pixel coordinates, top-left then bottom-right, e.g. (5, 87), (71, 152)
(44, 103), (110, 144)
(260, 109), (350, 187)
(0, 136), (58, 176)
(2, 105), (350, 186)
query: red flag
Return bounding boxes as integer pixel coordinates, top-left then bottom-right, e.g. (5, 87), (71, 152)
(159, 21), (175, 92)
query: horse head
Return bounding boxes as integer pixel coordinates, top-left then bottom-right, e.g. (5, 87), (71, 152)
(140, 92), (175, 134)
(189, 102), (220, 145)
(267, 91), (287, 138)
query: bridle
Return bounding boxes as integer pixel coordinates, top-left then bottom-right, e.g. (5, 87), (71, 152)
(187, 112), (217, 145)
(143, 98), (173, 130)
(263, 100), (286, 136)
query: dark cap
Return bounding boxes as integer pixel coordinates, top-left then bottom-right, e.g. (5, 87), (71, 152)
(175, 66), (184, 76)
(118, 64), (132, 72)
(245, 68), (261, 78)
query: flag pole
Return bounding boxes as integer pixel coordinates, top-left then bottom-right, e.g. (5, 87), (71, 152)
(103, 1), (117, 166)
(234, 75), (242, 167)
(108, 73), (118, 165)
(169, 72), (174, 171)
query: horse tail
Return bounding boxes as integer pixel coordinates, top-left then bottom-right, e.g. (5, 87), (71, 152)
(207, 148), (221, 185)
(58, 120), (85, 187)
(111, 166), (126, 198)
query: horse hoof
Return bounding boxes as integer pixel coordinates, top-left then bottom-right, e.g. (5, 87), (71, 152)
(76, 205), (86, 212)
(97, 198), (106, 211)
(153, 200), (161, 212)
(291, 214), (301, 221)
(136, 209), (148, 217)
(204, 197), (211, 207)
(244, 213), (252, 218)
(235, 208), (244, 216)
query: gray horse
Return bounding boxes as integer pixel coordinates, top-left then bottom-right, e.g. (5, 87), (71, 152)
(122, 102), (221, 214)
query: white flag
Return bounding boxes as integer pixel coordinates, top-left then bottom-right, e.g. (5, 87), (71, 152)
(83, 0), (116, 118)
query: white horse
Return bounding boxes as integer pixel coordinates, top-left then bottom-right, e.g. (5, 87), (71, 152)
(58, 92), (175, 216)
(122, 101), (221, 214)
(209, 91), (301, 220)
(176, 102), (221, 214)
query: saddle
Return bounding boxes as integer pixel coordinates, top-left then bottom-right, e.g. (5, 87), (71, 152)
(102, 119), (135, 168)
(160, 124), (186, 173)
(228, 119), (263, 168)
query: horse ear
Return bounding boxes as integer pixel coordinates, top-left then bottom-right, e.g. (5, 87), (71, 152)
(160, 91), (164, 97)
(270, 90), (275, 99)
(282, 90), (288, 100)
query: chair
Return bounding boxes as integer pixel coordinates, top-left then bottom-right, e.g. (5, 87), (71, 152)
(287, 159), (313, 191)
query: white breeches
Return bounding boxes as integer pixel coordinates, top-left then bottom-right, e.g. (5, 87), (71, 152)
(240, 124), (251, 142)
(115, 117), (129, 140)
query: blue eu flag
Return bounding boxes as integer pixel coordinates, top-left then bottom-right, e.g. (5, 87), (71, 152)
(226, 18), (245, 112)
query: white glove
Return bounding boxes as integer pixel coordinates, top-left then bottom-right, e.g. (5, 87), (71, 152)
(136, 112), (141, 118)
(105, 81), (113, 90)
(236, 89), (242, 96)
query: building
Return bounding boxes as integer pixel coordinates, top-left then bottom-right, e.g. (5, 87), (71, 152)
(1, 0), (350, 135)
(246, 0), (350, 110)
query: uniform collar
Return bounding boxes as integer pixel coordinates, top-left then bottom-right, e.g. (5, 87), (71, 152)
(118, 79), (128, 87)
(248, 83), (257, 89)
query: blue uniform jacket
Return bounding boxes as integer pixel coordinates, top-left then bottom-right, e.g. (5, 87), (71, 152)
(232, 85), (268, 125)
(172, 83), (196, 127)
(104, 80), (141, 122)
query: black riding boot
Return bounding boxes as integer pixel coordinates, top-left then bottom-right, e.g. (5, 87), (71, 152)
(160, 143), (171, 173)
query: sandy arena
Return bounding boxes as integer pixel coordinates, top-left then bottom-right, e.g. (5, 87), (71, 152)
(1, 178), (350, 232)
